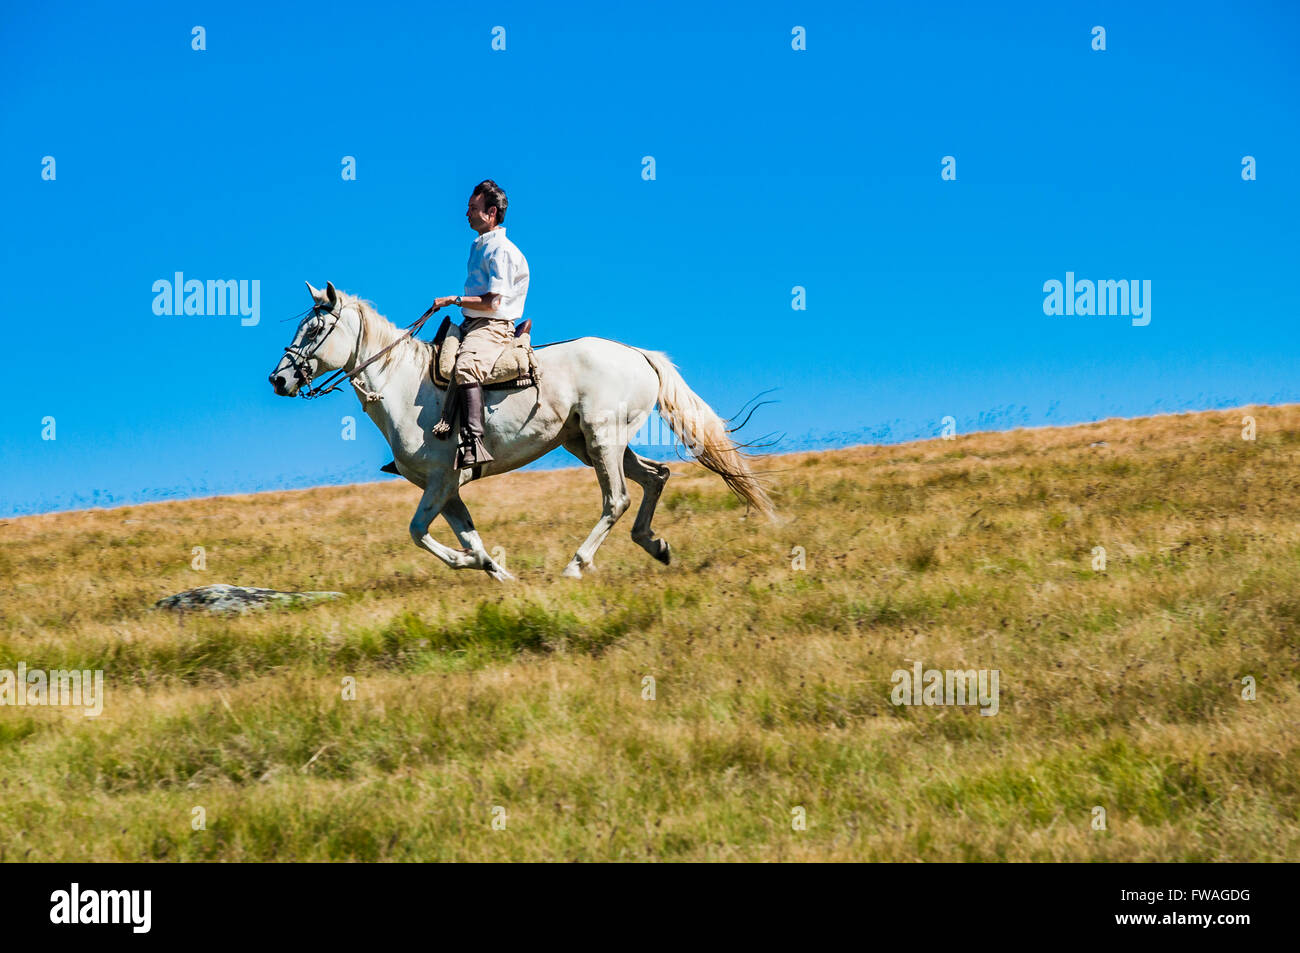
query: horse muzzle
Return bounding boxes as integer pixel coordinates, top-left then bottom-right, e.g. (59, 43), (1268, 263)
(268, 364), (302, 397)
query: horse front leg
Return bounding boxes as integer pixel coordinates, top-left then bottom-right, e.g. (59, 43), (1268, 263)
(441, 494), (515, 582)
(408, 469), (479, 571)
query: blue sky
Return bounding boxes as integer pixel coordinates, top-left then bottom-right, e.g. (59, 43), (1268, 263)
(2, 0), (1297, 516)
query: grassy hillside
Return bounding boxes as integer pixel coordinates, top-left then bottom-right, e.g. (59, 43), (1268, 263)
(1, 405), (1298, 861)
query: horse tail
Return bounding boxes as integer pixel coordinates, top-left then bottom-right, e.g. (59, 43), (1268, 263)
(637, 349), (777, 521)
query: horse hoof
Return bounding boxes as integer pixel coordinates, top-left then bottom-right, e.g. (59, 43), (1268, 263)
(655, 540), (672, 565)
(561, 563), (583, 580)
(483, 556), (512, 579)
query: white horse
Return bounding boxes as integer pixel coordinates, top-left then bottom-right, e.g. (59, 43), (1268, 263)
(269, 281), (774, 580)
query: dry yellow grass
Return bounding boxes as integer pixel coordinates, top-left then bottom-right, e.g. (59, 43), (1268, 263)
(1, 404), (1298, 861)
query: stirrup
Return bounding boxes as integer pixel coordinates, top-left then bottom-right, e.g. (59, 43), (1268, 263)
(454, 433), (494, 470)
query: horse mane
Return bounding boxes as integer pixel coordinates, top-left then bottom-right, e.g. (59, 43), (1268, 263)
(347, 292), (432, 372)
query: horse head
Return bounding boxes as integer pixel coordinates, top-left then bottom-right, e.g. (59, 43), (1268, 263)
(268, 281), (364, 396)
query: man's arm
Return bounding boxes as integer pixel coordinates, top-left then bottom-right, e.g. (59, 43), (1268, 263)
(431, 293), (499, 313)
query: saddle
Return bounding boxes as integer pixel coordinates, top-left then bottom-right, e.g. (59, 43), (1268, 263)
(430, 317), (540, 391)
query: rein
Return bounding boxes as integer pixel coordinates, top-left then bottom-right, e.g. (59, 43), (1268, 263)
(289, 300), (438, 402)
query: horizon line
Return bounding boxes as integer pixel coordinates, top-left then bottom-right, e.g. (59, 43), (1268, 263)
(5, 401), (1288, 524)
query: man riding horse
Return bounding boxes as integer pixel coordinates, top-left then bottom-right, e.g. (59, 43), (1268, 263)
(427, 179), (530, 469)
(272, 177), (773, 580)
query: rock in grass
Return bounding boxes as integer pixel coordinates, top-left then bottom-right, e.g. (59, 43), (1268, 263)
(154, 584), (343, 615)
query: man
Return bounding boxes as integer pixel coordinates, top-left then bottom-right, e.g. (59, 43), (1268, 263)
(428, 179), (530, 469)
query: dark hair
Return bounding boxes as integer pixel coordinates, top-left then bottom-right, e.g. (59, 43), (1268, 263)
(472, 179), (508, 224)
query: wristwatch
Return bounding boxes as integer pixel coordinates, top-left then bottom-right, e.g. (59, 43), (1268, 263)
(454, 296), (462, 307)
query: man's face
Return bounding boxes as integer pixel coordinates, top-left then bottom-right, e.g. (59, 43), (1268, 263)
(467, 192), (496, 232)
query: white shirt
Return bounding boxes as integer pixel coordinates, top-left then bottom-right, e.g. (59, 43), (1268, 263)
(462, 226), (529, 321)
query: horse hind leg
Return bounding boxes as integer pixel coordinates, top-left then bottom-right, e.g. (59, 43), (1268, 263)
(624, 449), (671, 565)
(562, 431), (631, 579)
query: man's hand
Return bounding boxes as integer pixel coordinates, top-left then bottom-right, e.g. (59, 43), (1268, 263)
(430, 295), (458, 314)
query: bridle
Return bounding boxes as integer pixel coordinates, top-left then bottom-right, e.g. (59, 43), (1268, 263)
(281, 301), (361, 398)
(283, 298), (438, 402)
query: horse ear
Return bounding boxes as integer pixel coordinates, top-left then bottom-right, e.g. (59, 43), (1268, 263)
(325, 281), (338, 307)
(305, 281), (324, 304)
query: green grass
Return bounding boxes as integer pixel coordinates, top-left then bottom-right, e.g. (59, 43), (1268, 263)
(0, 404), (1298, 860)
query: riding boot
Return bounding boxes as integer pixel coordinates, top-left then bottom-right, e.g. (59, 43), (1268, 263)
(431, 381), (460, 439)
(454, 382), (494, 470)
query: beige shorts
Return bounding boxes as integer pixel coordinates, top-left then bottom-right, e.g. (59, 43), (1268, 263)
(453, 317), (515, 385)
